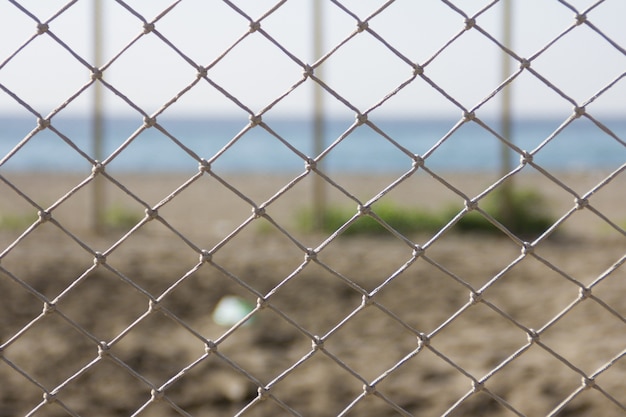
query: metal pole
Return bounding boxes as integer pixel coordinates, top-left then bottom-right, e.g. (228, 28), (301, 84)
(312, 0), (326, 231)
(499, 0), (514, 222)
(92, 0), (104, 233)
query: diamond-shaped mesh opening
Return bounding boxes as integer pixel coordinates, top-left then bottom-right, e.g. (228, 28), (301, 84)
(372, 69), (466, 119)
(425, 234), (521, 288)
(531, 116), (626, 171)
(163, 354), (258, 414)
(0, 221), (92, 297)
(0, 177), (40, 239)
(0, 4), (34, 58)
(323, 306), (421, 381)
(591, 259), (626, 318)
(361, 168), (460, 211)
(0, 109), (35, 150)
(555, 388), (626, 417)
(317, 31), (412, 112)
(211, 317), (316, 398)
(591, 2), (626, 40)
(253, 1), (313, 63)
(35, 175), (142, 241)
(322, 122), (414, 173)
(366, 118), (454, 158)
(531, 234), (625, 289)
(531, 24), (626, 105)
(262, 84), (319, 120)
(211, 124), (306, 173)
(430, 300), (530, 378)
(592, 358), (626, 416)
(559, 203), (626, 241)
(372, 252), (472, 331)
(0, 269), (45, 342)
(37, 3), (92, 59)
(2, 312), (95, 389)
(156, 265), (245, 334)
(0, 34), (88, 116)
(45, 113), (94, 155)
(507, 1), (574, 56)
(49, 358), (151, 416)
(159, 76), (252, 118)
(95, 117), (146, 161)
(150, 175), (251, 246)
(206, 33), (304, 114)
(509, 70), (577, 119)
(318, 234), (415, 290)
(588, 97), (626, 128)
(423, 120), (506, 171)
(154, 116), (249, 157)
(1, 125), (91, 172)
(367, 0), (461, 64)
(12, 0), (80, 21)
(263, 260), (363, 337)
(102, 122), (201, 174)
(373, 346), (470, 416)
(483, 254), (581, 330)
(54, 267), (151, 341)
(108, 312), (199, 387)
(539, 297), (626, 375)
(0, 359), (45, 416)
(423, 29), (505, 111)
(103, 35), (198, 115)
(482, 344), (585, 416)
(210, 225), (307, 295)
(250, 304), (314, 353)
(151, 1), (246, 66)
(264, 351), (364, 416)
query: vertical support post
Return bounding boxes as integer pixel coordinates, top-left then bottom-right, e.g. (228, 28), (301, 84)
(499, 0), (514, 224)
(92, 0), (104, 233)
(312, 0), (326, 231)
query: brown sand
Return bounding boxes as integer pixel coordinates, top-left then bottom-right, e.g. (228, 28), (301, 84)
(0, 170), (624, 416)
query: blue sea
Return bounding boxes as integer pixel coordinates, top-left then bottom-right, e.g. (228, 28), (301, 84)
(0, 115), (624, 173)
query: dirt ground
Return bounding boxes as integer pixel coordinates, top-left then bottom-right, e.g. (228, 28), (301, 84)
(0, 170), (624, 416)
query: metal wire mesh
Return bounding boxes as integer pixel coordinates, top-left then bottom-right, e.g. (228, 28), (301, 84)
(0, 1), (625, 416)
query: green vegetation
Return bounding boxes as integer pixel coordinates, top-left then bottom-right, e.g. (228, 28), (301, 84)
(297, 202), (445, 236)
(0, 205), (142, 233)
(454, 188), (555, 238)
(296, 187), (556, 239)
(102, 204), (143, 230)
(0, 212), (38, 231)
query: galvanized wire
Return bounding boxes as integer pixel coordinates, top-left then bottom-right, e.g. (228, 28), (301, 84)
(0, 0), (624, 416)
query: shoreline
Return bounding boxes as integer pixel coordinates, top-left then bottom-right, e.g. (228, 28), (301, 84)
(1, 169), (623, 239)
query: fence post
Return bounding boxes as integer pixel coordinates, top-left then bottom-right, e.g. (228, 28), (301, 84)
(498, 0), (514, 224)
(312, 0), (326, 231)
(92, 0), (105, 233)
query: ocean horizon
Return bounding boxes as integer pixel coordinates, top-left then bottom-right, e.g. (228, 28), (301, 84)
(1, 115), (624, 174)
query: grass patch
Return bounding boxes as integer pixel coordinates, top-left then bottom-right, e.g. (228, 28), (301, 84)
(0, 212), (38, 231)
(296, 202), (447, 236)
(296, 187), (556, 239)
(102, 204), (143, 230)
(455, 188), (555, 239)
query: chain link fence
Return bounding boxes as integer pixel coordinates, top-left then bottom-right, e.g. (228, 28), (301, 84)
(1, 1), (625, 416)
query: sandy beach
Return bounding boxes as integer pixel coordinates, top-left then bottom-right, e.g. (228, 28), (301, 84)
(0, 169), (624, 416)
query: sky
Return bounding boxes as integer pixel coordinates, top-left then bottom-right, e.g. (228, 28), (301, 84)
(0, 0), (625, 121)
